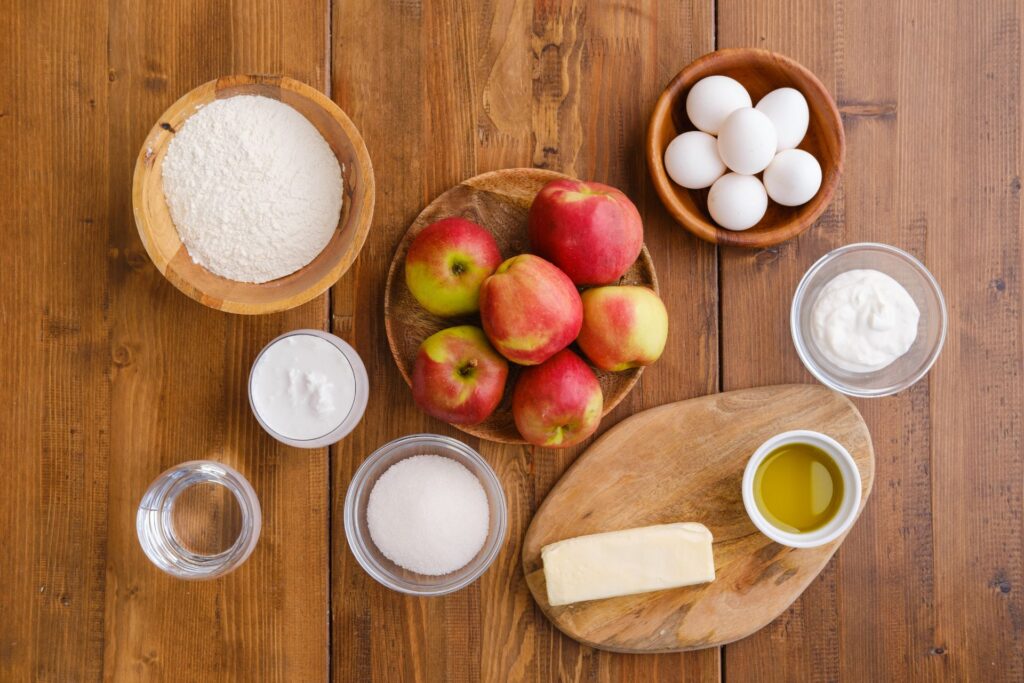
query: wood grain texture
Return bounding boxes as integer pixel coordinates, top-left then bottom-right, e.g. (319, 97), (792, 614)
(132, 74), (375, 314)
(647, 48), (845, 248)
(383, 168), (658, 444)
(102, 3), (333, 676)
(5, 1), (1019, 681)
(0, 2), (112, 680)
(331, 1), (719, 681)
(0, 1), (334, 681)
(523, 385), (874, 653)
(718, 0), (1023, 680)
(101, 4), (335, 676)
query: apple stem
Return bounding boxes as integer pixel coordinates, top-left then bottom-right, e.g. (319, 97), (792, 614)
(458, 359), (478, 377)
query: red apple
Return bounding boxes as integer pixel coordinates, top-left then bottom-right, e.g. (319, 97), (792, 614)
(479, 254), (583, 366)
(405, 217), (502, 317)
(411, 326), (508, 425)
(577, 286), (669, 371)
(528, 179), (644, 285)
(512, 349), (604, 448)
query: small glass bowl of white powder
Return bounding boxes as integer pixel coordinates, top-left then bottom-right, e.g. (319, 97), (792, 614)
(343, 434), (507, 596)
(248, 330), (369, 448)
(791, 243), (947, 397)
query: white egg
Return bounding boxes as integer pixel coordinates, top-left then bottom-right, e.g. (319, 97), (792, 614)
(664, 131), (726, 189)
(716, 108), (777, 175)
(756, 87), (809, 151)
(685, 76), (752, 135)
(707, 173), (768, 231)
(763, 149), (822, 206)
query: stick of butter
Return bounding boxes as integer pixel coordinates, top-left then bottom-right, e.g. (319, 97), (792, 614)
(541, 522), (715, 606)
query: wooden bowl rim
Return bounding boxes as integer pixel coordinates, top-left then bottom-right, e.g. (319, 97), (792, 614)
(131, 74), (376, 314)
(646, 48), (846, 248)
(383, 167), (658, 445)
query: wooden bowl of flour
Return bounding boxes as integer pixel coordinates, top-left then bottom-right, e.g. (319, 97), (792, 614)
(132, 74), (375, 314)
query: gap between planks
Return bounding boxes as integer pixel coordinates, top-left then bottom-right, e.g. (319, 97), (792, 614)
(326, 1), (335, 681)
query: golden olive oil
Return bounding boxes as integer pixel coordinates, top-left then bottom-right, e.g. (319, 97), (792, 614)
(753, 442), (844, 534)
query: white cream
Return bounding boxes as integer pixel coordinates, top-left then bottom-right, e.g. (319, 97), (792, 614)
(810, 269), (920, 373)
(250, 334), (356, 440)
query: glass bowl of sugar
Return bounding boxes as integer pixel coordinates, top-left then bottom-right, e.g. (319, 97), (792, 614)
(343, 434), (507, 596)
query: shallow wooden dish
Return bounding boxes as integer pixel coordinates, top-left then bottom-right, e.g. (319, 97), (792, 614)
(523, 384), (874, 652)
(132, 74), (375, 314)
(384, 168), (658, 445)
(647, 49), (845, 248)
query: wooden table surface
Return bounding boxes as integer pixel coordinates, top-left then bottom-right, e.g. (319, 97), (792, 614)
(1, 0), (1020, 681)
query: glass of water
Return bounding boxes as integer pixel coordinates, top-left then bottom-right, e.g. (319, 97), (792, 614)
(136, 460), (261, 580)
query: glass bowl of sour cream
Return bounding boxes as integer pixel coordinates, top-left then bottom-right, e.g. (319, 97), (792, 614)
(791, 243), (947, 397)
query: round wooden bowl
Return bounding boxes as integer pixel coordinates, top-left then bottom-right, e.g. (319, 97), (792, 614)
(384, 168), (659, 445)
(647, 49), (845, 248)
(132, 74), (375, 314)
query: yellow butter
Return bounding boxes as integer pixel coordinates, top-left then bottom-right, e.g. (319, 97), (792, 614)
(541, 522), (715, 606)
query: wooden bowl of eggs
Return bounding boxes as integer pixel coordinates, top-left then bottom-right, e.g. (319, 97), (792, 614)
(132, 74), (375, 314)
(647, 49), (844, 248)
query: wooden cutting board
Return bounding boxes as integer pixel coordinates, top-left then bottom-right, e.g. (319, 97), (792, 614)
(522, 384), (874, 653)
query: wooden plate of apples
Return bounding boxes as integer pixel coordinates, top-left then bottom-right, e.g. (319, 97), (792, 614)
(384, 168), (663, 446)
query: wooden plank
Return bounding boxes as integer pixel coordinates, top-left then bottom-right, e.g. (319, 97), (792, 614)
(64, 1), (325, 683)
(331, 1), (718, 681)
(718, 0), (1023, 680)
(1, 2), (336, 678)
(0, 2), (111, 680)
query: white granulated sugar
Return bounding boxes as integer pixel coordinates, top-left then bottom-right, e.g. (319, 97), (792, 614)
(366, 454), (490, 576)
(161, 95), (343, 283)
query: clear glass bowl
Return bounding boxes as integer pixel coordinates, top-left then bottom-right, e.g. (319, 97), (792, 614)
(343, 434), (507, 596)
(791, 242), (947, 397)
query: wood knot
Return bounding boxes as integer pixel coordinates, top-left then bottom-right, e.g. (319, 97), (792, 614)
(124, 248), (150, 271)
(754, 246), (781, 268)
(112, 345), (134, 368)
(990, 571), (1012, 594)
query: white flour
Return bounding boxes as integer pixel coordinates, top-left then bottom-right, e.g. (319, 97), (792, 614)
(161, 95), (343, 283)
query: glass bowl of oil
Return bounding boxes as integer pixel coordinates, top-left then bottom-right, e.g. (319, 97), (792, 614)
(741, 430), (862, 548)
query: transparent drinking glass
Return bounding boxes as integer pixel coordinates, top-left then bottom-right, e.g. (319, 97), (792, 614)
(137, 460), (262, 580)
